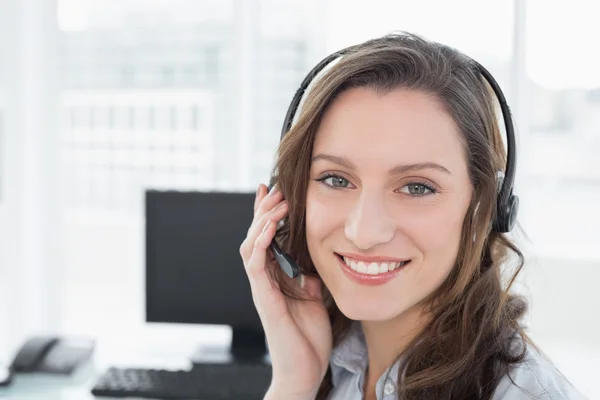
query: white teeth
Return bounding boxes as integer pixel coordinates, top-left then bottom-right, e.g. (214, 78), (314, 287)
(341, 255), (408, 275)
(348, 258), (358, 271)
(357, 261), (368, 273)
(367, 263), (379, 275)
(344, 257), (355, 271)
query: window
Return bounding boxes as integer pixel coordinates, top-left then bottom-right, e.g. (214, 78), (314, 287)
(520, 0), (600, 260)
(0, 106), (4, 203)
(57, 0), (319, 340)
(204, 46), (220, 77)
(325, 0), (514, 91)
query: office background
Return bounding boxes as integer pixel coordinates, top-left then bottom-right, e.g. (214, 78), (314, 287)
(0, 0), (598, 397)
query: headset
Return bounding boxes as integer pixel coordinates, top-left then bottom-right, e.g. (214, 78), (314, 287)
(268, 45), (519, 279)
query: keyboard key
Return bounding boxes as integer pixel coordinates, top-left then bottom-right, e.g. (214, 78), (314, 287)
(91, 363), (272, 399)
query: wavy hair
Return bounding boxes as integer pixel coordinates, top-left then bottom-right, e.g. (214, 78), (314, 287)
(268, 32), (532, 399)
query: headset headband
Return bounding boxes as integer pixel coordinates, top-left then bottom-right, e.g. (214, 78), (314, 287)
(269, 43), (520, 279)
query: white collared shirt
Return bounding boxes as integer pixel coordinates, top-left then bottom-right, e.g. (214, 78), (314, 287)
(327, 322), (586, 399)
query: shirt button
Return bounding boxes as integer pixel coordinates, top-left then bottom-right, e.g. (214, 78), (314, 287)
(383, 381), (395, 395)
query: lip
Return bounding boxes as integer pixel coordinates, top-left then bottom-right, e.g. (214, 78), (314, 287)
(337, 252), (410, 263)
(336, 253), (409, 286)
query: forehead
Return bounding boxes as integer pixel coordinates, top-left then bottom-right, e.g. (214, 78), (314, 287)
(313, 87), (467, 171)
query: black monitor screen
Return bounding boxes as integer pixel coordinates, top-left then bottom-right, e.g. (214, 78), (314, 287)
(145, 190), (261, 330)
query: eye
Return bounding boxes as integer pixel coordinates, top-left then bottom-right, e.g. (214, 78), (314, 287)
(315, 173), (353, 189)
(398, 183), (436, 196)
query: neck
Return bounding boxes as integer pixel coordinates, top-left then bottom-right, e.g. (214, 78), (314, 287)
(361, 305), (430, 390)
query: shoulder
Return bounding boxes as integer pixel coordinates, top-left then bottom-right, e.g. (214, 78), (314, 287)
(492, 345), (587, 400)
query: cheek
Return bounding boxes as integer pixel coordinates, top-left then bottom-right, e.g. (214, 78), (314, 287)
(305, 184), (342, 238)
(395, 201), (469, 311)
(305, 186), (334, 253)
(305, 185), (349, 277)
(412, 203), (470, 291)
(402, 196), (470, 268)
(305, 188), (321, 239)
(425, 206), (465, 251)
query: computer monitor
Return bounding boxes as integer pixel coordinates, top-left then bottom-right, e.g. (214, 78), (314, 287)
(145, 190), (266, 363)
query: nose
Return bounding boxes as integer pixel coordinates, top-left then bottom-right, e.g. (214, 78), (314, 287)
(344, 190), (396, 250)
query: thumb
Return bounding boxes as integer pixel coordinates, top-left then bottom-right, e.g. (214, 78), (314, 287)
(300, 274), (324, 300)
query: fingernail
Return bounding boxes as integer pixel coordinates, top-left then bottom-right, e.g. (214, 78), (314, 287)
(268, 185), (279, 196)
(300, 274), (305, 289)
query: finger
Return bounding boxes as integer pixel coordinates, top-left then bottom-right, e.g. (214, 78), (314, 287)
(253, 184), (264, 213)
(255, 185), (283, 218)
(254, 183), (273, 213)
(249, 200), (287, 240)
(246, 219), (285, 310)
(243, 184), (282, 254)
(241, 200), (288, 261)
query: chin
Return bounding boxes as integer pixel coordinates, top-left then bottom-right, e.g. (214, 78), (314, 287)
(334, 293), (407, 322)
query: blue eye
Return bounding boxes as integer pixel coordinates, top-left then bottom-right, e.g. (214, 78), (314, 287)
(315, 173), (352, 188)
(398, 183), (435, 196)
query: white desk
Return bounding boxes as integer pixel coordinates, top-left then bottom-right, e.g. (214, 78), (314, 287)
(0, 362), (100, 400)
(0, 328), (234, 400)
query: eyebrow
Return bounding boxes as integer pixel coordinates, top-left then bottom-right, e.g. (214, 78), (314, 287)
(311, 153), (452, 175)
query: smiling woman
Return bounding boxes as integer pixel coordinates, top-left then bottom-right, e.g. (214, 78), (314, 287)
(305, 87), (472, 326)
(239, 32), (586, 400)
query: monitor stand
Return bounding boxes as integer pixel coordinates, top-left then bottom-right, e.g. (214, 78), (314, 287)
(190, 326), (270, 365)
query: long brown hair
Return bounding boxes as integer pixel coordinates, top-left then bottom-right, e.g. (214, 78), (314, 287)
(268, 31), (531, 399)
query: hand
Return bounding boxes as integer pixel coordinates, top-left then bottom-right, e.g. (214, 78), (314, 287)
(239, 184), (332, 399)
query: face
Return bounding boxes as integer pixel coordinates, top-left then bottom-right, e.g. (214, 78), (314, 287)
(305, 87), (473, 322)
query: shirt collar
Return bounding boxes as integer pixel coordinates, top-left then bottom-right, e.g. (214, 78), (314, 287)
(329, 321), (403, 393)
(330, 321), (368, 386)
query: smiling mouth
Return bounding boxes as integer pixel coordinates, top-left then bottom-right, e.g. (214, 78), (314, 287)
(335, 253), (411, 275)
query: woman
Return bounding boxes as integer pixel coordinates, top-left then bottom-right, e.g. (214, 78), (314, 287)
(239, 32), (585, 399)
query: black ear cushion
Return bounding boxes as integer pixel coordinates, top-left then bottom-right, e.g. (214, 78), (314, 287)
(494, 195), (519, 233)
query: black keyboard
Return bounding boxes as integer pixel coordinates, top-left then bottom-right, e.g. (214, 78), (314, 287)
(91, 363), (272, 399)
